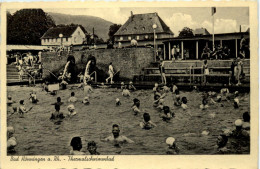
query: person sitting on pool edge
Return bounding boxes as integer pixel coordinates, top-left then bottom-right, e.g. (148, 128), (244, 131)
(140, 112), (157, 130)
(132, 98), (141, 115)
(160, 106), (174, 122)
(70, 136), (85, 155)
(68, 92), (78, 103)
(87, 141), (100, 155)
(101, 124), (134, 144)
(50, 104), (65, 120)
(166, 137), (180, 155)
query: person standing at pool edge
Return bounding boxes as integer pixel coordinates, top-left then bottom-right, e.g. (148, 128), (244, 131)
(159, 61), (167, 85)
(101, 124), (134, 143)
(106, 62), (114, 84)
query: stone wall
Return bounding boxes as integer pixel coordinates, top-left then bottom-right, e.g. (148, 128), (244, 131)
(42, 48), (154, 81)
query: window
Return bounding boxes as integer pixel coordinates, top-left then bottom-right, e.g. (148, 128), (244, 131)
(120, 36), (123, 41)
(136, 36), (139, 40)
(128, 36), (131, 40)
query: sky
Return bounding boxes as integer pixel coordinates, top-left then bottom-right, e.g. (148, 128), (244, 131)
(8, 7), (249, 36)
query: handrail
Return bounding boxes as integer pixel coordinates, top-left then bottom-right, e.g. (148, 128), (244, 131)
(189, 66), (192, 87)
(89, 71), (97, 83)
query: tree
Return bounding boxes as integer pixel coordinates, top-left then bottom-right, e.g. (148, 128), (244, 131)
(108, 24), (121, 42)
(178, 27), (194, 37)
(7, 9), (55, 45)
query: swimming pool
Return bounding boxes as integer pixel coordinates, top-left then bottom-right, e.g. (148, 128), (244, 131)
(7, 85), (250, 155)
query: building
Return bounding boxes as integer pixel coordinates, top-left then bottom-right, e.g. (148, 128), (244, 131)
(40, 25), (87, 47)
(193, 28), (210, 36)
(114, 12), (174, 47)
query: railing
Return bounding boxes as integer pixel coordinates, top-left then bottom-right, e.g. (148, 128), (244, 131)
(89, 71), (97, 83)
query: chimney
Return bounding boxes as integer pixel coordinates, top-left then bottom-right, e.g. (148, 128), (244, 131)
(130, 11), (133, 21)
(239, 25), (241, 32)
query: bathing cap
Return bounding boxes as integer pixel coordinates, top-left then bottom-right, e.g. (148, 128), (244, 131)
(166, 137), (175, 145)
(235, 119), (243, 126)
(121, 82), (124, 85)
(155, 83), (158, 87)
(116, 98), (120, 102)
(7, 95), (12, 99)
(130, 81), (133, 84)
(67, 104), (75, 111)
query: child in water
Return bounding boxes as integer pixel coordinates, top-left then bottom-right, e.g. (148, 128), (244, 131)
(67, 104), (77, 116)
(132, 98), (141, 115)
(68, 92), (77, 103)
(153, 83), (160, 95)
(87, 141), (100, 155)
(160, 106), (174, 122)
(70, 137), (85, 155)
(166, 137), (180, 154)
(52, 97), (63, 106)
(181, 97), (188, 110)
(7, 95), (16, 114)
(122, 85), (131, 97)
(83, 83), (93, 96)
(200, 98), (209, 110)
(173, 89), (181, 106)
(120, 82), (125, 91)
(140, 113), (157, 130)
(7, 126), (17, 153)
(29, 91), (39, 104)
(18, 100), (32, 118)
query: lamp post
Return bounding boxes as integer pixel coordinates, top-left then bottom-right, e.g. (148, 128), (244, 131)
(59, 33), (63, 48)
(152, 24), (157, 62)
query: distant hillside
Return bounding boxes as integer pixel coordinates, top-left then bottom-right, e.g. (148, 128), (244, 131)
(48, 12), (114, 41)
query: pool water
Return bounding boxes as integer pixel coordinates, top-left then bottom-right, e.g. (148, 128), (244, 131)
(7, 85), (250, 155)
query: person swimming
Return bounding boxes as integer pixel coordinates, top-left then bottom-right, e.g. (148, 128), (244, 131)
(132, 98), (141, 115)
(200, 98), (209, 110)
(67, 104), (77, 116)
(50, 104), (65, 120)
(29, 91), (39, 104)
(160, 106), (174, 122)
(116, 98), (121, 106)
(82, 97), (90, 105)
(173, 89), (181, 106)
(128, 81), (136, 91)
(153, 83), (160, 95)
(120, 82), (125, 91)
(7, 95), (16, 114)
(216, 134), (230, 154)
(140, 113), (157, 130)
(181, 97), (188, 110)
(84, 82), (93, 96)
(87, 141), (100, 155)
(101, 124), (134, 144)
(242, 112), (250, 131)
(7, 126), (17, 153)
(165, 137), (180, 155)
(122, 85), (131, 97)
(68, 92), (78, 103)
(70, 137), (85, 155)
(18, 100), (32, 118)
(52, 97), (64, 106)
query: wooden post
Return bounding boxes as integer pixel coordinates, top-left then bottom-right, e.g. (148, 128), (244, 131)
(168, 42), (171, 60)
(196, 41), (199, 60)
(163, 44), (166, 60)
(181, 41), (184, 60)
(235, 39), (238, 58)
(220, 40), (223, 47)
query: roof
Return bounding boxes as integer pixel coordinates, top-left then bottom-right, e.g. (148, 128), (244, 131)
(193, 28), (210, 36)
(7, 45), (49, 51)
(114, 12), (173, 36)
(41, 25), (87, 39)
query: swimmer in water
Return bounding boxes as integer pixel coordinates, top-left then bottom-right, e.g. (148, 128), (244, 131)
(242, 112), (250, 131)
(51, 97), (64, 106)
(82, 97), (90, 105)
(166, 137), (180, 155)
(157, 99), (165, 110)
(7, 95), (16, 114)
(101, 124), (134, 144)
(140, 113), (157, 130)
(172, 84), (178, 94)
(200, 98), (209, 110)
(84, 82), (93, 96)
(18, 100), (32, 118)
(128, 81), (136, 91)
(70, 137), (85, 155)
(132, 98), (141, 115)
(122, 85), (131, 97)
(153, 83), (160, 95)
(173, 89), (181, 106)
(50, 104), (65, 120)
(29, 91), (39, 104)
(160, 106), (174, 122)
(7, 126), (17, 153)
(116, 98), (121, 106)
(216, 134), (230, 154)
(68, 92), (78, 103)
(67, 104), (77, 116)
(120, 82), (125, 91)
(87, 141), (100, 155)
(181, 97), (188, 110)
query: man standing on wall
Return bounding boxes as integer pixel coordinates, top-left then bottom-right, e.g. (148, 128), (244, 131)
(106, 62), (114, 84)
